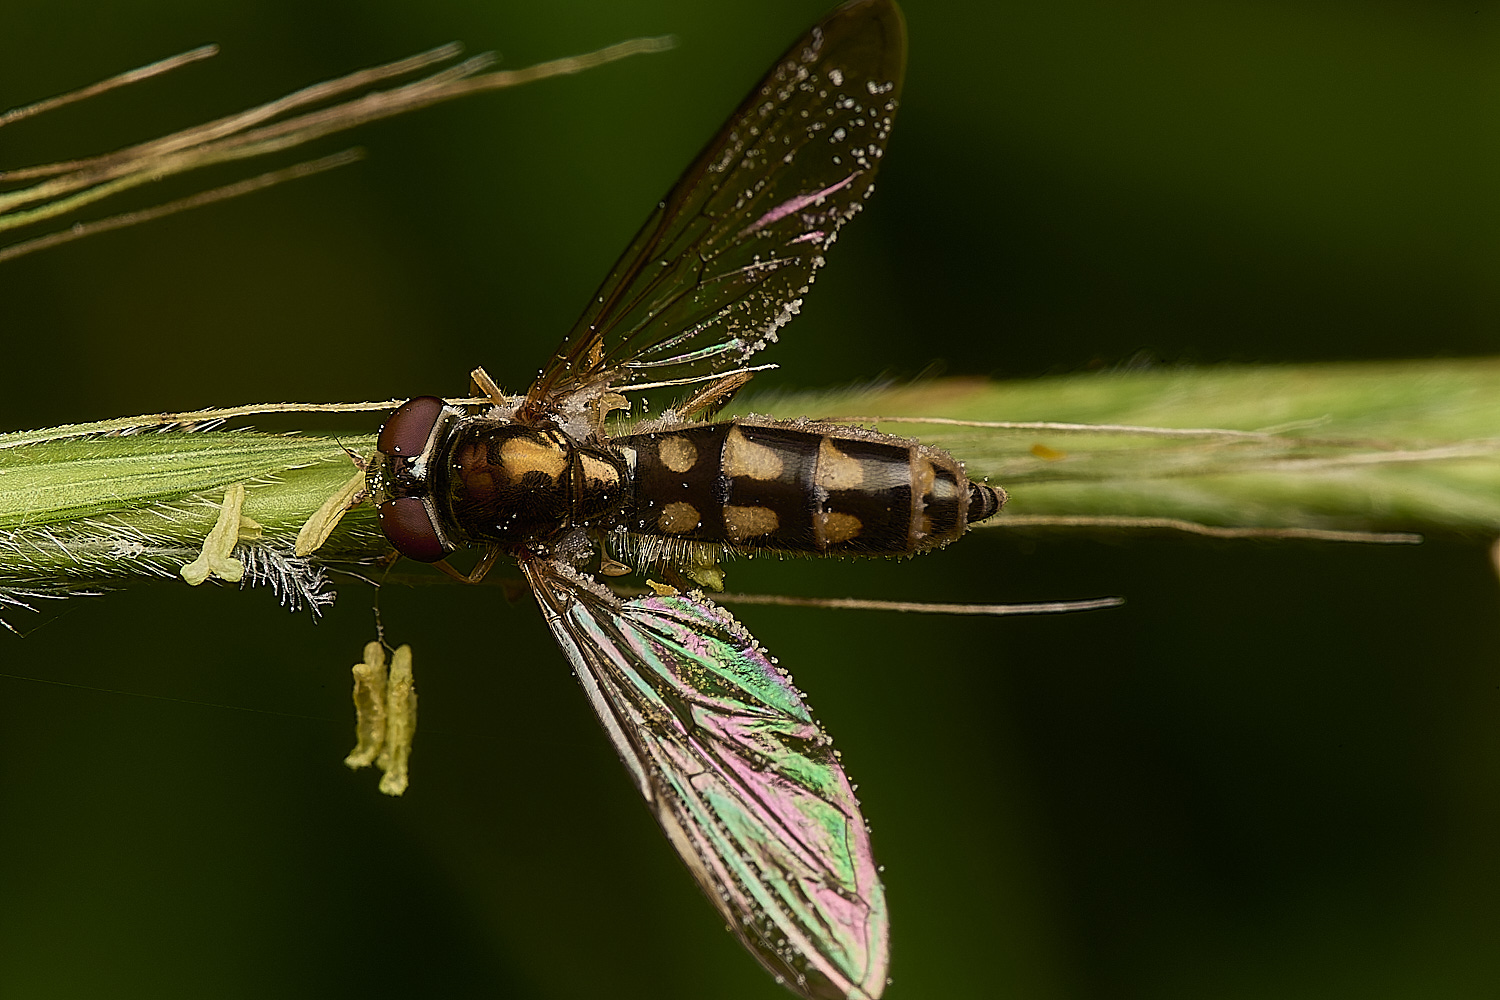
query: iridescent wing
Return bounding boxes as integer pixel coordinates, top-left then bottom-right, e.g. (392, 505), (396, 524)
(522, 0), (907, 417)
(521, 557), (889, 1000)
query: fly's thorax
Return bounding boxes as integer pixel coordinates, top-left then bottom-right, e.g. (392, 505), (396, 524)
(614, 419), (1005, 556)
(369, 397), (632, 560)
(440, 421), (630, 548)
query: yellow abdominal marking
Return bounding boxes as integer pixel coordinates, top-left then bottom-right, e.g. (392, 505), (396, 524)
(911, 455), (936, 498)
(816, 438), (865, 490)
(911, 457), (937, 539)
(816, 510), (862, 544)
(722, 427), (784, 480)
(724, 504), (780, 542)
(501, 435), (568, 481)
(657, 436), (698, 473)
(580, 454), (620, 488)
(658, 501), (701, 533)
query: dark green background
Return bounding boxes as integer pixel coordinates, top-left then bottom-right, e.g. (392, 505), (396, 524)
(2, 1), (1498, 997)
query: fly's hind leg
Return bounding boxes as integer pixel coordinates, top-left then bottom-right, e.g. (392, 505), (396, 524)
(675, 370), (756, 422)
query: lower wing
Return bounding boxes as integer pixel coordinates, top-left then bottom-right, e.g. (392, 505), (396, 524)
(521, 557), (888, 1000)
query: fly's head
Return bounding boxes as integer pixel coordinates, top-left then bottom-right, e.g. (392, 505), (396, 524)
(369, 395), (466, 563)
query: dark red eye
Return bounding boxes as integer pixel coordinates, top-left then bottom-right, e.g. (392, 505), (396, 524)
(377, 396), (447, 457)
(378, 497), (450, 562)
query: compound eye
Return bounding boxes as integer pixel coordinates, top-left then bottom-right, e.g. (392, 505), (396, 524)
(377, 396), (447, 458)
(378, 497), (450, 563)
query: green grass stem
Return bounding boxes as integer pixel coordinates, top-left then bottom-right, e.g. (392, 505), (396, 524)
(0, 357), (1495, 617)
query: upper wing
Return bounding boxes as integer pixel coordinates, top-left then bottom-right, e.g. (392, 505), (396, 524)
(522, 0), (907, 417)
(522, 558), (888, 1000)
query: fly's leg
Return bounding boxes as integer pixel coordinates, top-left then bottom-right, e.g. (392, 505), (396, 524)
(470, 366), (507, 406)
(432, 545), (500, 584)
(676, 370), (755, 422)
(599, 552), (632, 577)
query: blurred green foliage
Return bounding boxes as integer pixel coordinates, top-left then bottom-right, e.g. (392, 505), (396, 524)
(1, 2), (1497, 999)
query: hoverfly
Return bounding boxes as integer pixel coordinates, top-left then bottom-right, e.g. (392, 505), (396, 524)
(366, 2), (998, 997)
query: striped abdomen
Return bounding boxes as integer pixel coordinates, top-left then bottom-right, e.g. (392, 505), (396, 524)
(614, 421), (1004, 556)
